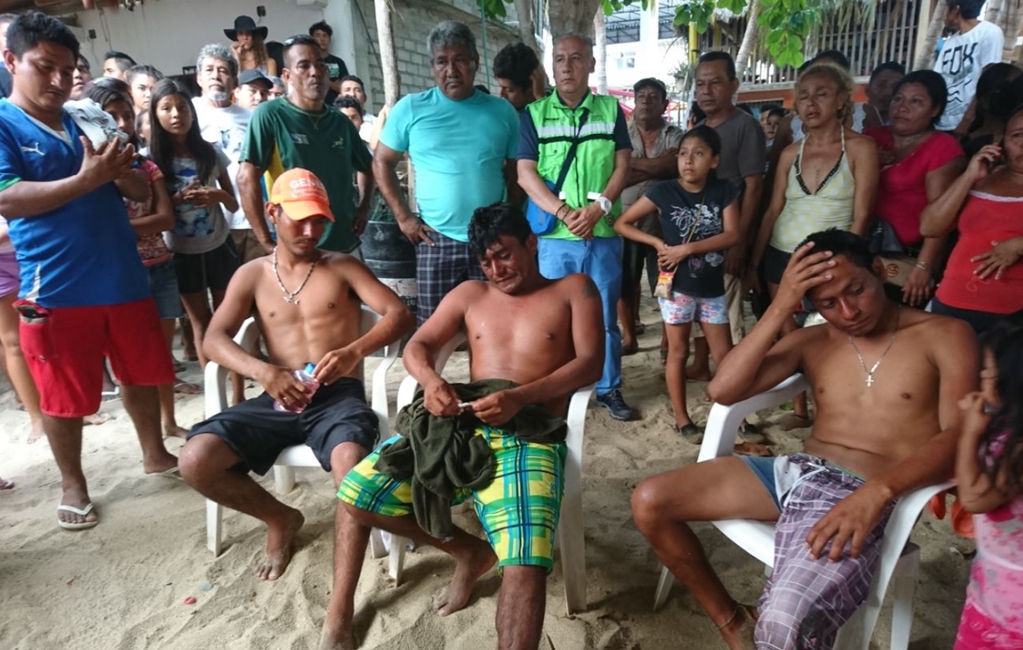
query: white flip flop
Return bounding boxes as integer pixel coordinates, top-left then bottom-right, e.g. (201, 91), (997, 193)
(150, 467), (183, 481)
(57, 502), (99, 531)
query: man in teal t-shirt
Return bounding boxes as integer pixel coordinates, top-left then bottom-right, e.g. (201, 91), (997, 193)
(373, 20), (520, 325)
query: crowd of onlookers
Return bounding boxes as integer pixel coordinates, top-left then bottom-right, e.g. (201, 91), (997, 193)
(0, 12), (380, 439)
(0, 1), (1021, 649)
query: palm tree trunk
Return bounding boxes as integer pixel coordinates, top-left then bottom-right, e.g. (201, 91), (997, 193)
(513, 0), (539, 49)
(986, 0), (1006, 31)
(375, 0), (400, 107)
(1015, 10), (1023, 64)
(914, 5), (946, 70)
(734, 0), (761, 81)
(548, 0), (603, 38)
(986, 0), (1010, 60)
(594, 8), (608, 94)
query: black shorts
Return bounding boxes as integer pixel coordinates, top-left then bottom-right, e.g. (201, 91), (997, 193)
(931, 296), (1020, 336)
(174, 237), (240, 294)
(621, 239), (659, 298)
(762, 245), (792, 286)
(187, 377), (379, 475)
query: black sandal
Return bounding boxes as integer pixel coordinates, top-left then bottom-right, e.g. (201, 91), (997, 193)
(673, 423), (703, 442)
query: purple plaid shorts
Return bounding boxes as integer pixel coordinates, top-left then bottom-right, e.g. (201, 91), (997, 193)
(754, 454), (895, 650)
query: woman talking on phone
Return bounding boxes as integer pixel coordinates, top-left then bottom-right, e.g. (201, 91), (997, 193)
(919, 102), (1023, 334)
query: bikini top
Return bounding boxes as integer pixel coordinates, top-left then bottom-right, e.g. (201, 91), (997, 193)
(771, 128), (856, 253)
(791, 103), (867, 141)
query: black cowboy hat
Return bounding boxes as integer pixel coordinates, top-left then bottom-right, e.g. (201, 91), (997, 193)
(225, 16), (268, 41)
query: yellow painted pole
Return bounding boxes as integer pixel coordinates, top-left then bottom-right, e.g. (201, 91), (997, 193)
(690, 22), (699, 64)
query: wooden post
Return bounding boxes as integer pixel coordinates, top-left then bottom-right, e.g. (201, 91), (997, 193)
(594, 8), (607, 94)
(375, 0), (400, 108)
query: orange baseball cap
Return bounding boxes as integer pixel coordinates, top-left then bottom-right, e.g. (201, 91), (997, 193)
(270, 168), (335, 222)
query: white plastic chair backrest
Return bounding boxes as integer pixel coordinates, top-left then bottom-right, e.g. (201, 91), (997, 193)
(204, 305), (399, 430)
(697, 374), (809, 463)
(696, 373), (954, 582)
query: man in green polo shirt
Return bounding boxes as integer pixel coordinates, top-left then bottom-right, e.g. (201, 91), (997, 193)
(237, 35), (372, 256)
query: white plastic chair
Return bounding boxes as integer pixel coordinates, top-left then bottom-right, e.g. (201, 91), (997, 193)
(651, 375), (953, 650)
(386, 332), (595, 615)
(203, 305), (399, 564)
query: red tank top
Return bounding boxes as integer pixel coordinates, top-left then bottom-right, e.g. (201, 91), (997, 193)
(936, 191), (1023, 314)
(865, 128), (964, 248)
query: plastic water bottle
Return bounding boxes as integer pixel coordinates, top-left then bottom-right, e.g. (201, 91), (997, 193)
(273, 363), (319, 413)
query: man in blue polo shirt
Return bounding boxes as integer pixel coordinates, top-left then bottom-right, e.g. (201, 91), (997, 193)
(0, 12), (178, 531)
(373, 20), (521, 325)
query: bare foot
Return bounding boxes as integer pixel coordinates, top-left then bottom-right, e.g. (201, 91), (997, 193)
(163, 423), (191, 439)
(733, 442), (773, 457)
(0, 476), (14, 490)
(318, 620), (356, 650)
(27, 418), (45, 444)
(719, 604), (758, 650)
(173, 378), (202, 395)
(142, 450), (178, 475)
(83, 412), (111, 426)
(778, 413), (813, 432)
(686, 364), (713, 382)
(57, 486), (97, 527)
(256, 509), (305, 581)
(433, 538), (497, 616)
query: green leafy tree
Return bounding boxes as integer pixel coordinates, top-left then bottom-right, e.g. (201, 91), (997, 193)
(480, 0), (825, 68)
(671, 0), (819, 67)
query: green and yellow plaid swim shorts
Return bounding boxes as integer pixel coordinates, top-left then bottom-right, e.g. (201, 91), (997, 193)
(338, 425), (567, 571)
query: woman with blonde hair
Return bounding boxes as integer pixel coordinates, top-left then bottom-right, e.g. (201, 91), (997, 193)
(225, 15), (277, 77)
(748, 61), (880, 428)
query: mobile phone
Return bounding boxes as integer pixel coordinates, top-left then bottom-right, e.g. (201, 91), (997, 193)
(13, 299), (49, 323)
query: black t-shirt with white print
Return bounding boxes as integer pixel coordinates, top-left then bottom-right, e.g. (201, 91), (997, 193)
(644, 177), (737, 298)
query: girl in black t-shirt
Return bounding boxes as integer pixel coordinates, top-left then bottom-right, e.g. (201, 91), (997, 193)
(614, 126), (741, 439)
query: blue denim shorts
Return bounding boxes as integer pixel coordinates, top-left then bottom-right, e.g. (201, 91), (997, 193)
(741, 454), (781, 511)
(148, 259), (185, 320)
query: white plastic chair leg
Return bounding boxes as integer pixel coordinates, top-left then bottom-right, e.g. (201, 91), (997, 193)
(834, 606), (867, 650)
(889, 549), (921, 650)
(368, 528), (387, 560)
(559, 480), (586, 614)
(388, 535), (407, 585)
(561, 384), (592, 614)
(274, 466), (296, 495)
(652, 566), (674, 611)
(206, 499), (223, 556)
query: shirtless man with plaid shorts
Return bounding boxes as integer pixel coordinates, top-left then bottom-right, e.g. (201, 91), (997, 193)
(632, 229), (979, 649)
(338, 203), (604, 650)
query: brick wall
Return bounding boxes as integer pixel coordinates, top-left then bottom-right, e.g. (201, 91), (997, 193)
(347, 0), (521, 113)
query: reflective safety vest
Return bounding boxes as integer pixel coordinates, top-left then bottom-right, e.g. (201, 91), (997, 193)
(527, 91), (622, 240)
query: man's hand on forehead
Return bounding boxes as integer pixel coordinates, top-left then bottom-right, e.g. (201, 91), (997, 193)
(775, 242), (837, 314)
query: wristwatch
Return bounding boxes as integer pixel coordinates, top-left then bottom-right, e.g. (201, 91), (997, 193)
(595, 195), (612, 215)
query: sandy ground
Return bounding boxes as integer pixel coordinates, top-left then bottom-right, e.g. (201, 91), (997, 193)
(0, 300), (973, 650)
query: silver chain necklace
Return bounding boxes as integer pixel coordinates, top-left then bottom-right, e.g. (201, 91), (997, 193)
(271, 246), (317, 304)
(846, 306), (901, 388)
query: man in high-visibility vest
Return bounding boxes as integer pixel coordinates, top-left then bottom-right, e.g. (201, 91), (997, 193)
(517, 33), (635, 421)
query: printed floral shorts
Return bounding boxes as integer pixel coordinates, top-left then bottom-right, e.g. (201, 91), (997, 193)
(657, 291), (729, 326)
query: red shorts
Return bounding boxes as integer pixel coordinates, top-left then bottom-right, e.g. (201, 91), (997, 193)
(19, 298), (175, 418)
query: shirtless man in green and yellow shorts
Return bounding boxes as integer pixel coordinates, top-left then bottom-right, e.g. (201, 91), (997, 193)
(338, 202), (605, 650)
